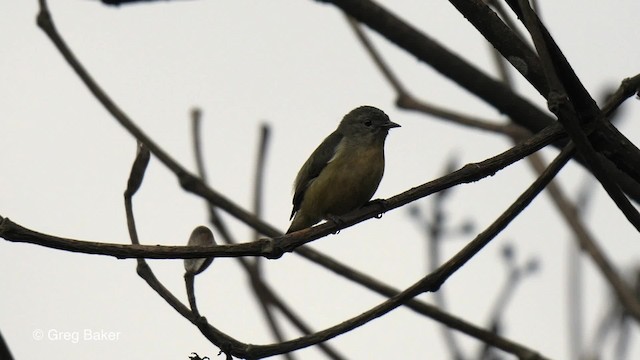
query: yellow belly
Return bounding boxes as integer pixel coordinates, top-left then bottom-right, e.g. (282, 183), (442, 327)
(301, 145), (385, 219)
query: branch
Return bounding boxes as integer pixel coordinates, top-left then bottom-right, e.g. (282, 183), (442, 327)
(408, 159), (468, 359)
(345, 15), (530, 140)
(601, 74), (640, 116)
(510, 0), (640, 236)
(1, 120), (569, 258)
(252, 124), (271, 240)
(480, 245), (539, 359)
(99, 0), (183, 5)
(447, 0), (548, 96)
(0, 331), (13, 360)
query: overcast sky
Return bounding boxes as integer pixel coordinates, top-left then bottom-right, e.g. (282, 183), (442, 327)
(2, 1), (640, 359)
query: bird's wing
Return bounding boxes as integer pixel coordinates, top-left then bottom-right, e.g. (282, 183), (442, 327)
(290, 131), (343, 219)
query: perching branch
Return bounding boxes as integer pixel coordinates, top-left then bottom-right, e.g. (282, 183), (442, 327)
(0, 120), (569, 259)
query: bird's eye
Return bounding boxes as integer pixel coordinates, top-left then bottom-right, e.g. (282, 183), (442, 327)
(363, 120), (372, 127)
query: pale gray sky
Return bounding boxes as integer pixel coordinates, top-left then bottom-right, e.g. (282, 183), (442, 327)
(2, 1), (640, 359)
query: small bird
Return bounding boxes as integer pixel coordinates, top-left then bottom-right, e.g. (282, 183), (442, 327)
(287, 106), (400, 233)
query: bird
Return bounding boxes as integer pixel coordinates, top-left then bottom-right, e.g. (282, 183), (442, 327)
(287, 106), (399, 233)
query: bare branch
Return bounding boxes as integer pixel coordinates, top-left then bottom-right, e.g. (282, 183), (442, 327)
(253, 124), (271, 240)
(448, 0), (547, 94)
(511, 0), (640, 236)
(0, 331), (13, 360)
(408, 159), (468, 360)
(601, 74), (640, 117)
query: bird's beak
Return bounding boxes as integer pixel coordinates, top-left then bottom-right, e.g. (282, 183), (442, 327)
(381, 120), (401, 129)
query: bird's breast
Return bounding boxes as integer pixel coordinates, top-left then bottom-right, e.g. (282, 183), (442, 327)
(307, 142), (386, 216)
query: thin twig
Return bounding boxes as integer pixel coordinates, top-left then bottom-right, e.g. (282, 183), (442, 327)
(124, 142), (150, 246)
(184, 274), (200, 317)
(253, 124), (270, 241)
(248, 123), (302, 360)
(410, 159), (466, 360)
(601, 74), (640, 117)
(480, 246), (538, 359)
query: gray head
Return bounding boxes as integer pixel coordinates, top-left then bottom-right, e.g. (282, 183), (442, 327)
(338, 106), (400, 139)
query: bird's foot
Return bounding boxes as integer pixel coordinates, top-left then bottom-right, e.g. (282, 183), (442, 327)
(367, 198), (388, 218)
(326, 214), (344, 234)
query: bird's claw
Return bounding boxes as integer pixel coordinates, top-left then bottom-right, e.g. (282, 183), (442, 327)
(368, 198), (387, 218)
(327, 214), (344, 234)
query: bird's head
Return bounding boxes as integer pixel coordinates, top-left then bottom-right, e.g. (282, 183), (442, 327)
(338, 106), (400, 140)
